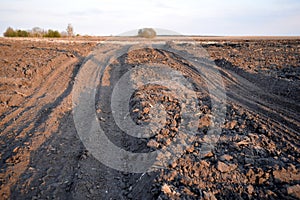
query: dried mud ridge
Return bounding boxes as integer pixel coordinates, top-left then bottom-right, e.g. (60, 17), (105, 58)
(0, 38), (299, 200)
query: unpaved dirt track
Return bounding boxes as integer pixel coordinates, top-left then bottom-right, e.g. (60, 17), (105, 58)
(0, 37), (299, 199)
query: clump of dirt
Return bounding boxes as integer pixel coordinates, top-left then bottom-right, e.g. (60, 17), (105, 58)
(0, 38), (299, 200)
(130, 85), (181, 144)
(153, 102), (300, 199)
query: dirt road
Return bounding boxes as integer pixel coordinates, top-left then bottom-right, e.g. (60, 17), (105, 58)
(0, 37), (299, 199)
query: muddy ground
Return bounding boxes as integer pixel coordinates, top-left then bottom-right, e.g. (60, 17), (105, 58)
(0, 37), (299, 199)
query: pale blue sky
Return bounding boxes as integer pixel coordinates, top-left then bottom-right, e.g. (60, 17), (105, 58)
(0, 0), (299, 36)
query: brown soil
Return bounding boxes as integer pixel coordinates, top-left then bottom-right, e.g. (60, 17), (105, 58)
(0, 37), (299, 200)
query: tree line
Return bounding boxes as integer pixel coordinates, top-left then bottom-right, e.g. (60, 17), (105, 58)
(3, 26), (157, 38)
(3, 24), (74, 38)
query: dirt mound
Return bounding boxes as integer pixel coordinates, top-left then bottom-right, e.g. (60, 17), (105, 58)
(0, 38), (299, 199)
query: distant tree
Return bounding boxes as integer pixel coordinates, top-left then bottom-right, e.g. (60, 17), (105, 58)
(16, 30), (29, 37)
(4, 27), (16, 37)
(138, 28), (156, 38)
(67, 24), (74, 37)
(4, 26), (66, 38)
(44, 29), (61, 38)
(31, 27), (43, 37)
(3, 27), (30, 37)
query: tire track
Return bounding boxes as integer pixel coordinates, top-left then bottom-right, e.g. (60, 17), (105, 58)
(0, 57), (82, 198)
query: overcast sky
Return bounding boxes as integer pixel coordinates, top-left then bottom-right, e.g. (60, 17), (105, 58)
(0, 0), (299, 36)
